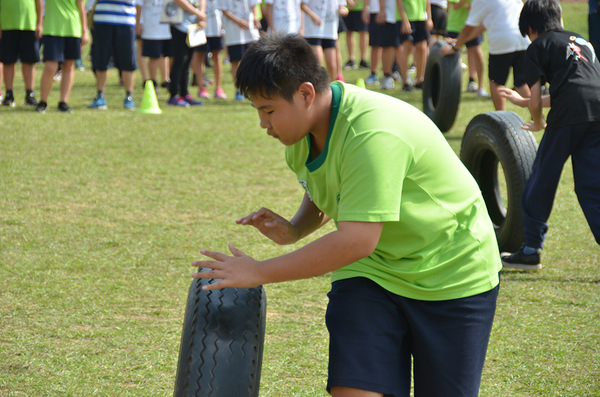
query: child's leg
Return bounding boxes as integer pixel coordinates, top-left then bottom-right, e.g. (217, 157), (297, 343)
(191, 50), (206, 87)
(136, 39), (148, 82)
(211, 49), (222, 88)
(159, 56), (169, 84)
(398, 40), (413, 84)
(4, 63), (15, 91)
(324, 46), (337, 80)
(413, 40), (428, 84)
(40, 60), (59, 102)
(21, 62), (36, 91)
(359, 30), (368, 62)
(230, 60), (239, 80)
(59, 59), (75, 103)
(467, 45), (485, 90)
(345, 31), (355, 62)
(311, 45), (324, 64)
(148, 57), (160, 82)
(370, 46), (381, 75)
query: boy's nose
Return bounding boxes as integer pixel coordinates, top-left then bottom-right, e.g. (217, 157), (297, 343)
(259, 114), (271, 129)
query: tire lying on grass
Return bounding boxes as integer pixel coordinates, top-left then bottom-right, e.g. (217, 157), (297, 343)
(460, 111), (538, 252)
(422, 41), (462, 133)
(173, 277), (267, 397)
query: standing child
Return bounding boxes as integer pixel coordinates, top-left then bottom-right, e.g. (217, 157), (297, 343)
(301, 0), (348, 81)
(195, 0), (227, 99)
(191, 32), (501, 397)
(217, 0), (261, 100)
(342, 0), (369, 69)
(396, 0), (432, 91)
(36, 0), (89, 113)
(499, 0), (600, 269)
(265, 0), (302, 34)
(362, 0), (382, 85)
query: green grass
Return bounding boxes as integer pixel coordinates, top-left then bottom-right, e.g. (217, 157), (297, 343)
(1, 3), (599, 395)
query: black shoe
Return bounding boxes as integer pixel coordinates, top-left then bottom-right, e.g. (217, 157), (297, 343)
(161, 79), (171, 88)
(57, 101), (73, 113)
(414, 81), (423, 90)
(3, 93), (15, 107)
(343, 59), (357, 70)
(359, 59), (370, 69)
(25, 93), (38, 106)
(36, 101), (48, 114)
(402, 84), (414, 92)
(501, 247), (542, 270)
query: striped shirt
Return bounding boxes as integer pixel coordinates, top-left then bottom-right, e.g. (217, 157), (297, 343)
(93, 0), (136, 26)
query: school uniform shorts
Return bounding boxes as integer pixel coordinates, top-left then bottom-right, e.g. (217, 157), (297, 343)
(488, 50), (527, 87)
(141, 39), (173, 58)
(368, 14), (384, 47)
(42, 36), (82, 62)
(343, 10), (368, 32)
(399, 20), (430, 45)
(0, 30), (40, 64)
(326, 277), (498, 397)
(93, 23), (137, 71)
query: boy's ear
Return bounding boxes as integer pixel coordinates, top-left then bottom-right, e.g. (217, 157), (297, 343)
(297, 82), (316, 106)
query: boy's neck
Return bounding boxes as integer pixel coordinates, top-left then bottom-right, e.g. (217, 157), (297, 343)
(308, 88), (333, 157)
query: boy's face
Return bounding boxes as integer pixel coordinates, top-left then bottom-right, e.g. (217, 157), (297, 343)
(250, 90), (312, 146)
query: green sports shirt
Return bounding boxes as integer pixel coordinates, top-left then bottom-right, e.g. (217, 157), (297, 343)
(447, 0), (470, 33)
(396, 0), (426, 22)
(285, 82), (501, 301)
(43, 0), (82, 38)
(0, 0), (38, 31)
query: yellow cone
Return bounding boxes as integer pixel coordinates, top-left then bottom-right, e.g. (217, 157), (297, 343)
(356, 78), (366, 89)
(139, 80), (162, 114)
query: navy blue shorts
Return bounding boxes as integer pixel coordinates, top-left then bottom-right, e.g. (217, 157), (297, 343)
(93, 23), (137, 71)
(42, 36), (82, 62)
(488, 50), (527, 87)
(305, 38), (337, 49)
(430, 4), (447, 35)
(0, 30), (40, 64)
(326, 277), (498, 396)
(227, 43), (253, 62)
(141, 39), (173, 58)
(400, 20), (430, 44)
(447, 31), (483, 48)
(206, 36), (225, 52)
(343, 10), (368, 32)
(380, 22), (401, 48)
(368, 14), (384, 47)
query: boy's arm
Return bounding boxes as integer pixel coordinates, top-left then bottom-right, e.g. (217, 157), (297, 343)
(77, 0), (89, 46)
(253, 4), (262, 29)
(395, 0), (409, 34)
(301, 2), (321, 26)
(174, 0), (207, 22)
(35, 0), (44, 39)
(222, 9), (250, 29)
(498, 86), (550, 108)
(135, 4), (143, 37)
(425, 0), (432, 31)
(376, 0), (385, 24)
(193, 219), (384, 290)
(525, 79), (547, 131)
(361, 0), (370, 24)
(266, 3), (273, 30)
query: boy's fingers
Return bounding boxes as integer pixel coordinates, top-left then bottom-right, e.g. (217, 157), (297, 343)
(228, 243), (245, 257)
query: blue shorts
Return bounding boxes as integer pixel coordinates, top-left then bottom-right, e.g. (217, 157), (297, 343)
(447, 31), (483, 48)
(141, 39), (173, 58)
(368, 14), (384, 47)
(326, 277), (498, 396)
(305, 38), (337, 49)
(489, 50), (527, 87)
(207, 36), (225, 52)
(93, 23), (137, 71)
(0, 30), (40, 64)
(343, 10), (368, 32)
(227, 43), (253, 62)
(42, 36), (82, 62)
(400, 20), (430, 44)
(380, 22), (401, 48)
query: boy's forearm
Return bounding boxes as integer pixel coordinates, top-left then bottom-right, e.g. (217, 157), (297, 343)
(78, 0), (88, 34)
(528, 80), (546, 128)
(289, 193), (330, 241)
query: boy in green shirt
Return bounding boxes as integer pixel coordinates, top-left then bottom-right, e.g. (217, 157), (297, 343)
(192, 33), (501, 396)
(0, 0), (43, 107)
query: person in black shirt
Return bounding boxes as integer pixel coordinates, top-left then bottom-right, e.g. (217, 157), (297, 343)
(499, 0), (600, 269)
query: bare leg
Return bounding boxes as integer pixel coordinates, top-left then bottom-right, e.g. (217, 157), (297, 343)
(324, 46), (337, 80)
(4, 63), (15, 91)
(382, 46), (395, 75)
(359, 30), (368, 62)
(399, 40), (413, 84)
(346, 31), (355, 62)
(149, 57), (159, 82)
(191, 50), (206, 87)
(96, 70), (108, 91)
(490, 80), (506, 110)
(413, 40), (428, 84)
(159, 56), (169, 84)
(22, 62), (35, 91)
(211, 49), (222, 88)
(136, 39), (148, 82)
(121, 70), (135, 93)
(40, 61), (59, 102)
(467, 45), (485, 89)
(370, 46), (381, 74)
(60, 59), (75, 103)
(311, 45), (324, 64)
(330, 387), (384, 397)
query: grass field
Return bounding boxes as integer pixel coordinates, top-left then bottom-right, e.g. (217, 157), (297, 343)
(1, 2), (599, 396)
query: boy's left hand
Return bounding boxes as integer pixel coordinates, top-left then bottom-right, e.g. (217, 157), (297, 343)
(192, 243), (263, 290)
(522, 120), (547, 132)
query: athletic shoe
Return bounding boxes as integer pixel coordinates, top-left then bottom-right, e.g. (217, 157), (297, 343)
(467, 81), (478, 93)
(124, 95), (136, 110)
(501, 248), (542, 270)
(235, 91), (244, 101)
(402, 84), (414, 92)
(53, 70), (62, 81)
(343, 59), (357, 70)
(3, 92), (15, 107)
(365, 73), (379, 86)
(381, 75), (395, 90)
(88, 96), (108, 110)
(167, 95), (190, 107)
(183, 94), (203, 106)
(25, 93), (38, 106)
(414, 81), (423, 90)
(57, 101), (73, 113)
(214, 87), (227, 99)
(161, 80), (171, 88)
(476, 87), (491, 98)
(391, 70), (401, 81)
(198, 87), (211, 99)
(203, 76), (213, 87)
(359, 59), (370, 69)
(336, 73), (345, 83)
(0, 91), (3, 102)
(36, 101), (48, 114)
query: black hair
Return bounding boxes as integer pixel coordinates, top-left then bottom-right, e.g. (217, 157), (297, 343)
(235, 32), (331, 102)
(519, 0), (563, 37)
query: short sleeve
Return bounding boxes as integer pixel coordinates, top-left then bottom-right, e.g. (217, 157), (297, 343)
(464, 0), (485, 26)
(215, 0), (228, 12)
(525, 41), (547, 87)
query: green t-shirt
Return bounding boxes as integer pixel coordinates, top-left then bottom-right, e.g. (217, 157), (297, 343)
(348, 0), (364, 12)
(43, 0), (82, 38)
(396, 0), (426, 21)
(447, 0), (470, 33)
(285, 82), (501, 301)
(0, 0), (37, 31)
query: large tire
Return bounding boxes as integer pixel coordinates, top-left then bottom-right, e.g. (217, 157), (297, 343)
(460, 111), (538, 252)
(173, 277), (267, 397)
(422, 41), (462, 133)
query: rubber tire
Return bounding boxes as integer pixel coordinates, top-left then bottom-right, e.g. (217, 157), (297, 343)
(173, 277), (267, 397)
(422, 41), (463, 133)
(460, 111), (538, 252)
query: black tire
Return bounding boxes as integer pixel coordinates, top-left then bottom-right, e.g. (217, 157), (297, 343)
(173, 277), (267, 397)
(422, 41), (462, 133)
(460, 111), (538, 252)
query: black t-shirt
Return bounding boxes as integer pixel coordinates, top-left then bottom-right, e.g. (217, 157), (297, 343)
(525, 29), (600, 128)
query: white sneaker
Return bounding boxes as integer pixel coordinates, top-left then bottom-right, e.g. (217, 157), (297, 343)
(476, 87), (491, 98)
(381, 75), (395, 90)
(467, 81), (478, 93)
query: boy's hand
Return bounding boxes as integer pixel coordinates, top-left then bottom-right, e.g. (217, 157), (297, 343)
(376, 11), (385, 24)
(192, 244), (263, 290)
(499, 87), (528, 107)
(236, 208), (300, 245)
(310, 14), (321, 26)
(236, 18), (250, 29)
(522, 120), (547, 132)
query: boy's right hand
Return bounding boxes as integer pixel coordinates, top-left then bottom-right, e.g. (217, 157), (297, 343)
(236, 208), (300, 245)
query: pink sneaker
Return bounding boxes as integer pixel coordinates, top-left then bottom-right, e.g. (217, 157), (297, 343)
(214, 86), (227, 99)
(198, 87), (210, 98)
(336, 74), (345, 82)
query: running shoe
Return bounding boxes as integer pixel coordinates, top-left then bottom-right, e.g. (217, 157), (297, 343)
(214, 87), (227, 99)
(88, 96), (107, 110)
(167, 95), (191, 107)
